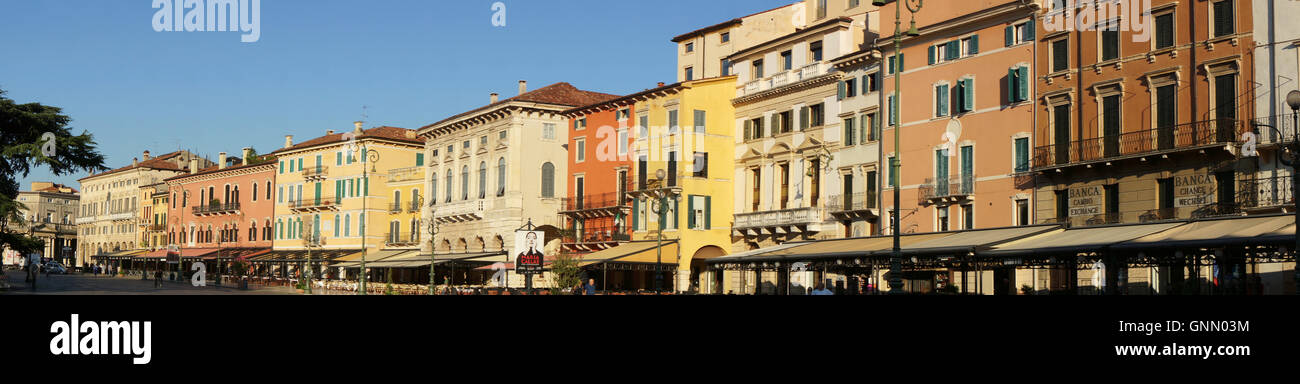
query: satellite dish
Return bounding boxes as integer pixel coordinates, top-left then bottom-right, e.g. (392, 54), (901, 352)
(940, 118), (963, 157)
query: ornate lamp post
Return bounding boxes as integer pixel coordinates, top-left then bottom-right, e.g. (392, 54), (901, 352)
(1287, 90), (1300, 294)
(424, 200), (439, 295)
(646, 169), (680, 294)
(347, 136), (380, 295)
(301, 223), (323, 295)
(875, 0), (922, 294)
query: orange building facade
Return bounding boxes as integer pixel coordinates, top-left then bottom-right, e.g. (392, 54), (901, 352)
(1031, 0), (1265, 227)
(878, 0), (1042, 235)
(560, 99), (636, 256)
(164, 149), (277, 262)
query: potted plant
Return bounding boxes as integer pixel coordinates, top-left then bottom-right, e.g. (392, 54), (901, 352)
(229, 256), (250, 290)
(1020, 284), (1035, 296)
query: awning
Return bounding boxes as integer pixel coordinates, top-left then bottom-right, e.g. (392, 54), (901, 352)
(895, 225), (1060, 256)
(336, 250), (415, 268)
(707, 242), (807, 265)
(251, 249), (359, 263)
(982, 222), (1186, 257)
(1257, 223), (1295, 244)
(92, 249), (147, 260)
(575, 241), (676, 268)
(336, 251), (505, 269)
(731, 232), (954, 264)
(1113, 215), (1295, 250)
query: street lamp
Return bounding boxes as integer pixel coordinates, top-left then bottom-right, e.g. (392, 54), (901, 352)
(348, 135), (380, 295)
(424, 199), (439, 295)
(875, 0), (923, 294)
(647, 169), (680, 293)
(1286, 90), (1300, 294)
(301, 224), (323, 295)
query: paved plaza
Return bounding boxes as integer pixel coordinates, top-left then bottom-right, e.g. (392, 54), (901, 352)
(0, 269), (299, 295)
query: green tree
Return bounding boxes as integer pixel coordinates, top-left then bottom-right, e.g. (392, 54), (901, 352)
(548, 251), (585, 295)
(1, 88), (107, 253)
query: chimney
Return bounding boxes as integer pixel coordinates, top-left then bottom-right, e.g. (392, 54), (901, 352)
(327, 130), (335, 135)
(518, 80), (527, 95)
(490, 93), (499, 103)
(142, 150), (151, 161)
(354, 121), (364, 134)
(218, 152), (228, 169)
(132, 158), (138, 167)
(190, 158), (199, 174)
(284, 135), (294, 149)
(242, 147), (253, 163)
(657, 82), (665, 87)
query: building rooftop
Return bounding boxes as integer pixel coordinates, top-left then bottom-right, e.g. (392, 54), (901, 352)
(78, 151), (191, 181)
(271, 126), (421, 155)
(421, 82), (619, 131)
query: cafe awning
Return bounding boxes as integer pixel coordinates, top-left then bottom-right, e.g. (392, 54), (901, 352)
(94, 249), (147, 260)
(895, 225), (1060, 257)
(337, 251), (505, 269)
(252, 249), (359, 263)
(1112, 215), (1295, 250)
(576, 241), (677, 268)
(982, 222), (1186, 257)
(1256, 223), (1295, 244)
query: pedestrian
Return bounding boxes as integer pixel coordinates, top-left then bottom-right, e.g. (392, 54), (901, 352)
(584, 278), (597, 296)
(154, 268), (163, 289)
(811, 283), (833, 296)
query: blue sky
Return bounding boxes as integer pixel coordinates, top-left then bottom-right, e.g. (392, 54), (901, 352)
(1, 0), (793, 190)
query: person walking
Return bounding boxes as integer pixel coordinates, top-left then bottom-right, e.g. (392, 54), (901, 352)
(154, 267), (163, 289)
(584, 278), (597, 296)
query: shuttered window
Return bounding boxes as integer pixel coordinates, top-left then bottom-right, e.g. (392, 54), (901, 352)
(1155, 13), (1174, 49)
(1212, 0), (1234, 37)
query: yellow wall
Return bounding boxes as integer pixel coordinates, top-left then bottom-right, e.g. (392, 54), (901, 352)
(631, 77), (736, 290)
(272, 137), (424, 252)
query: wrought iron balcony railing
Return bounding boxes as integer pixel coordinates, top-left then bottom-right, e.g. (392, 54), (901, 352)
(919, 173), (975, 201)
(563, 225), (632, 245)
(302, 165), (329, 179)
(192, 203), (241, 216)
(1034, 119), (1246, 169)
(384, 232), (420, 247)
(824, 192), (877, 213)
(288, 196), (338, 212)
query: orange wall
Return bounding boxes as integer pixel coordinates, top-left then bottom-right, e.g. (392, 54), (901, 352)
(167, 164), (277, 249)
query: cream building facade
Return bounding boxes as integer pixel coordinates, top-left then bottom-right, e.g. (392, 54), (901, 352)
(673, 3), (804, 82)
(76, 150), (210, 268)
(417, 82), (617, 286)
(13, 182), (79, 266)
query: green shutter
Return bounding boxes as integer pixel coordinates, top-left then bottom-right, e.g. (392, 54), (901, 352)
(844, 118), (854, 146)
(970, 35), (979, 54)
(688, 197), (696, 229)
(336, 152), (342, 166)
(632, 199), (639, 230)
(887, 56), (895, 74)
(1007, 68), (1017, 104)
(1015, 138), (1029, 172)
(800, 107), (810, 130)
(862, 75), (870, 92)
(898, 54), (904, 72)
(1024, 20), (1035, 41)
(888, 95), (897, 126)
(363, 177), (369, 196)
(837, 81), (846, 100)
(946, 41), (959, 60)
(672, 197), (679, 229)
(937, 84), (949, 117)
(1016, 67), (1029, 102)
(860, 115), (869, 143)
(928, 45), (936, 65)
(1005, 25), (1014, 46)
(962, 79), (974, 112)
(704, 196), (712, 230)
(744, 120), (752, 140)
(416, 153), (424, 167)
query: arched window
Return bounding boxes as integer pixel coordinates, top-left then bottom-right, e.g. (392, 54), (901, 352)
(266, 181), (272, 200)
(276, 219), (283, 240)
(497, 158), (506, 197)
(430, 172), (438, 205)
(410, 218), (419, 242)
(313, 215), (321, 240)
(393, 190), (402, 212)
(334, 214), (341, 237)
(541, 162), (556, 198)
(478, 161), (487, 199)
(252, 182), (258, 202)
(445, 170), (453, 203)
(461, 166), (470, 200)
(344, 214), (351, 237)
(389, 221), (400, 243)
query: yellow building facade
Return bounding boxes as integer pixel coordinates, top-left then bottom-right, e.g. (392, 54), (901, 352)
(270, 123), (425, 258)
(627, 76), (737, 292)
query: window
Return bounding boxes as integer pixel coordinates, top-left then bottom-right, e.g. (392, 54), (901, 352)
(541, 163), (555, 198)
(617, 129), (629, 156)
(866, 72), (879, 92)
(959, 146), (973, 194)
(687, 195), (711, 230)
(1007, 66), (1029, 103)
(720, 32), (730, 43)
(934, 83), (950, 117)
(667, 151), (678, 187)
(808, 104), (825, 127)
(685, 67), (694, 81)
(1016, 199), (1030, 226)
(1014, 137), (1030, 172)
(445, 171), (453, 203)
(1154, 11), (1174, 49)
(463, 141), (470, 150)
(478, 162), (487, 199)
(1105, 184), (1120, 218)
(962, 35), (979, 56)
(668, 110), (679, 134)
(928, 40), (961, 64)
(779, 163), (790, 209)
(693, 110), (706, 135)
(693, 152), (708, 178)
(685, 42), (694, 53)
(887, 54), (905, 75)
(1215, 72), (1238, 124)
(843, 117), (857, 146)
(721, 59), (731, 76)
(480, 135), (488, 148)
(1157, 178), (1175, 211)
(1006, 21), (1034, 46)
(962, 204), (973, 230)
(810, 41), (823, 62)
(638, 115), (649, 138)
(430, 172), (438, 204)
(1102, 94), (1121, 157)
(542, 124), (556, 140)
(1052, 104), (1071, 164)
(816, 0), (827, 19)
(1055, 190), (1069, 221)
(1212, 0), (1234, 38)
(937, 206), (950, 232)
(461, 166), (469, 201)
(955, 78), (974, 113)
(751, 169), (761, 211)
(781, 50), (793, 71)
(745, 117), (764, 140)
(845, 78), (857, 98)
(776, 111), (792, 134)
(575, 138), (586, 163)
(497, 158), (506, 197)
(416, 153), (425, 167)
(1101, 27), (1119, 61)
(867, 113), (880, 142)
(887, 156), (897, 188)
(1050, 38), (1068, 73)
(252, 183), (258, 202)
(887, 94), (897, 126)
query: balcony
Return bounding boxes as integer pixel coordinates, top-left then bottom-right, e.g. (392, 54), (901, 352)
(388, 166), (423, 183)
(407, 201), (422, 213)
(192, 203), (241, 216)
(302, 166), (329, 180)
(1253, 113), (1299, 147)
(737, 61), (835, 98)
(733, 207), (826, 236)
(384, 232), (420, 247)
(561, 186), (633, 219)
(1084, 212), (1123, 226)
(388, 202), (403, 213)
(919, 173), (975, 204)
(1033, 119), (1245, 171)
(288, 196), (339, 213)
(562, 225), (632, 253)
(75, 216), (96, 225)
(434, 199), (491, 224)
(825, 192), (878, 220)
